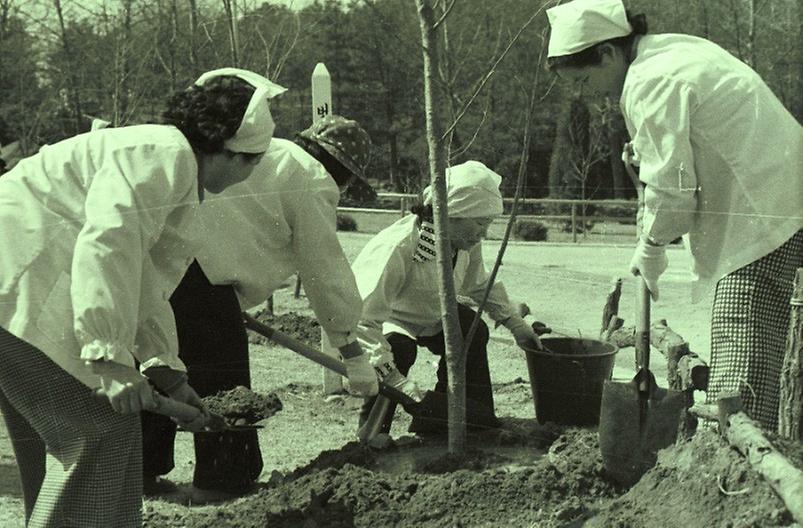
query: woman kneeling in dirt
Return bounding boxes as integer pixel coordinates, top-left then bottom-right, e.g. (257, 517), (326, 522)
(0, 69), (279, 527)
(353, 160), (543, 435)
(546, 0), (803, 431)
(140, 114), (410, 501)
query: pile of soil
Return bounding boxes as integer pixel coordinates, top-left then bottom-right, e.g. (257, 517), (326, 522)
(142, 423), (801, 528)
(202, 386), (283, 425)
(588, 429), (795, 527)
(247, 310), (321, 347)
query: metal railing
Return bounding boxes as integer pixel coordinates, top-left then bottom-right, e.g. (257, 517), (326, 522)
(339, 193), (637, 243)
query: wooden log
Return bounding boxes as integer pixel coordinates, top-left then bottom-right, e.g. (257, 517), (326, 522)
(678, 355), (710, 391)
(688, 402), (718, 421)
(602, 315), (625, 343)
(600, 277), (623, 339)
(718, 392), (803, 525)
(778, 268), (803, 440)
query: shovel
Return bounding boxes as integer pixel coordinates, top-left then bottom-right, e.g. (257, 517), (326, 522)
(598, 277), (686, 486)
(151, 393), (263, 432)
(242, 313), (500, 437)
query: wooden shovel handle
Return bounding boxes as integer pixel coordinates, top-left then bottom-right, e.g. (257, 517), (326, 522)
(151, 392), (203, 422)
(242, 312), (418, 408)
(636, 276), (652, 390)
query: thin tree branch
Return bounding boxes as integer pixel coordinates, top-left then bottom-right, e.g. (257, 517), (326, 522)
(440, 6), (543, 141)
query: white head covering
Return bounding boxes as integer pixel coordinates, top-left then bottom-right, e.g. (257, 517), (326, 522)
(546, 0), (632, 58)
(422, 160), (504, 218)
(194, 68), (287, 154)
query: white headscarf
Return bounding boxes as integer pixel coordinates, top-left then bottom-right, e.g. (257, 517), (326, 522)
(194, 68), (287, 154)
(546, 0), (632, 58)
(422, 160), (503, 218)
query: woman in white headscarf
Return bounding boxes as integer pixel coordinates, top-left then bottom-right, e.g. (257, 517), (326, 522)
(546, 0), (803, 430)
(0, 68), (282, 526)
(353, 160), (542, 434)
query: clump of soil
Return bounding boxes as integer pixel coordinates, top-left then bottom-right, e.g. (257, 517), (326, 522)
(202, 386), (282, 425)
(247, 310), (321, 346)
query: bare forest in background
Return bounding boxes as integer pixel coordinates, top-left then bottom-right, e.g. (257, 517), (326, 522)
(1, 0), (800, 199)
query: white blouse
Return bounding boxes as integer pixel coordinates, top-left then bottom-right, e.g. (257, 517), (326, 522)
(0, 125), (200, 387)
(621, 34), (803, 301)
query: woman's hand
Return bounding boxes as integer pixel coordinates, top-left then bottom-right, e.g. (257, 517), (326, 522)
(89, 360), (156, 414)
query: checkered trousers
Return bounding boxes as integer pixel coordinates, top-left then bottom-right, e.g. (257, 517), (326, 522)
(708, 229), (803, 430)
(0, 327), (142, 527)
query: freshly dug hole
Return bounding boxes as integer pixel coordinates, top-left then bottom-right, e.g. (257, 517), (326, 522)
(202, 386), (283, 425)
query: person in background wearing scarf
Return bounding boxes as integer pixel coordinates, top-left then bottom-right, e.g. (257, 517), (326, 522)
(546, 0), (803, 430)
(0, 68), (280, 527)
(351, 161), (543, 435)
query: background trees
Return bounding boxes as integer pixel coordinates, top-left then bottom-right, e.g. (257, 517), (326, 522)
(1, 0), (800, 196)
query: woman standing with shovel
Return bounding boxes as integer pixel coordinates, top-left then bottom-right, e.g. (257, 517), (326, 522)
(0, 69), (279, 527)
(546, 0), (803, 431)
(353, 160), (543, 436)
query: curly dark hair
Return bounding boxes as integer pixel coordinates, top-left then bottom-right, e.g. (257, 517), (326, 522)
(546, 10), (648, 70)
(162, 76), (255, 154)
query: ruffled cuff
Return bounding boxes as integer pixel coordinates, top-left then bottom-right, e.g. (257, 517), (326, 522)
(139, 354), (187, 374)
(79, 340), (136, 369)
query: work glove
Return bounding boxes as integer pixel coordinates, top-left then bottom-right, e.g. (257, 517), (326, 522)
(629, 238), (668, 301)
(89, 360), (157, 415)
(376, 361), (424, 402)
(340, 341), (379, 397)
(503, 315), (544, 351)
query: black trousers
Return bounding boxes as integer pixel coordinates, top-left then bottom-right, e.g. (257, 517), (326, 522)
(140, 260), (263, 491)
(359, 304), (494, 434)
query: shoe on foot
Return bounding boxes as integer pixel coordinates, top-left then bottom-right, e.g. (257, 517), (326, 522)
(142, 475), (178, 496)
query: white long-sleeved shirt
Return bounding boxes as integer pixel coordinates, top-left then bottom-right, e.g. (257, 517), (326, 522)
(0, 125), (200, 387)
(352, 214), (515, 364)
(621, 34), (803, 302)
(196, 138), (362, 348)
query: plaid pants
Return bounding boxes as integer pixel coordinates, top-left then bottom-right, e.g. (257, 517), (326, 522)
(708, 229), (803, 430)
(0, 327), (141, 527)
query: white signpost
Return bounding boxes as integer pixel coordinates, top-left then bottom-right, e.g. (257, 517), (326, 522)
(312, 63), (345, 396)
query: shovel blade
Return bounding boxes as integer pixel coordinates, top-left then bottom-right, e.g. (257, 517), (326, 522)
(598, 377), (686, 486)
(408, 391), (500, 435)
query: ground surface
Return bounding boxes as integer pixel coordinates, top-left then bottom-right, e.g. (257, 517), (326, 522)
(1, 235), (799, 527)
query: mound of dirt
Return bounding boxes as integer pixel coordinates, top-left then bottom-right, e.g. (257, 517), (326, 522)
(247, 310), (321, 346)
(202, 386), (283, 425)
(143, 428), (621, 528)
(586, 428), (796, 528)
(142, 420), (801, 528)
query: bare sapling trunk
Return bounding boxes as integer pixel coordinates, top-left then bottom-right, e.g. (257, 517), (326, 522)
(778, 268), (803, 440)
(415, 0), (465, 454)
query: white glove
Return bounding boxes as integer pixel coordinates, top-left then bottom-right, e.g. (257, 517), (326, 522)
(340, 341), (379, 397)
(376, 362), (424, 402)
(621, 141), (640, 167)
(629, 238), (668, 300)
(503, 315), (543, 351)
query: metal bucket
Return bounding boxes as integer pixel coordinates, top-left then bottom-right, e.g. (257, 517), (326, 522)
(523, 337), (618, 426)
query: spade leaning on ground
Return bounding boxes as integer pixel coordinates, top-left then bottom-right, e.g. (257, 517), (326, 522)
(140, 113), (420, 502)
(0, 68), (280, 527)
